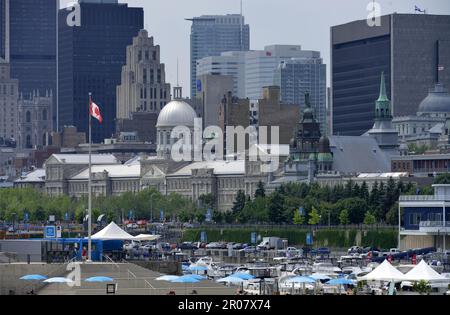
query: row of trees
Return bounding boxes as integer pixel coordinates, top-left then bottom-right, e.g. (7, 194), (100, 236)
(1, 174), (448, 225)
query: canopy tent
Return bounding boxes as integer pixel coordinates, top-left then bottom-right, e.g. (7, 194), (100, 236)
(402, 260), (448, 282)
(133, 234), (161, 241)
(358, 260), (405, 282)
(91, 222), (135, 240)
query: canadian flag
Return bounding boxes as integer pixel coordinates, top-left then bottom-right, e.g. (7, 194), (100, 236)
(90, 97), (103, 124)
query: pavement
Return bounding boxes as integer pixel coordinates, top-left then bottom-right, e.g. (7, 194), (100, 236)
(37, 262), (235, 296)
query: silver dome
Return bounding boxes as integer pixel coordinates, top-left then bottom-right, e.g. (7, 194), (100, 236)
(417, 84), (450, 114)
(156, 100), (197, 128)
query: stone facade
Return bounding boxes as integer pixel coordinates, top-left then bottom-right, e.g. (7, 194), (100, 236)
(17, 89), (53, 149)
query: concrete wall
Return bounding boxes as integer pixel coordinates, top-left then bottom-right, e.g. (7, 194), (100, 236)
(0, 263), (66, 295)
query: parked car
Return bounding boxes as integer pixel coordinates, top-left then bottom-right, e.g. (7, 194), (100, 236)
(232, 243), (244, 250)
(241, 246), (259, 253)
(311, 247), (331, 255)
(348, 246), (364, 254)
(126, 223), (138, 229)
(206, 242), (222, 249)
(179, 242), (198, 250)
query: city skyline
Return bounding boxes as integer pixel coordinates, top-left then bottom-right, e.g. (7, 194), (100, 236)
(60, 0), (450, 97)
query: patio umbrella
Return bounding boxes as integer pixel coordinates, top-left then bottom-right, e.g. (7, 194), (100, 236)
(230, 273), (255, 280)
(285, 276), (315, 295)
(84, 276), (114, 283)
(189, 274), (207, 280)
(20, 274), (48, 281)
(188, 265), (208, 273)
(327, 278), (356, 286)
(20, 274), (48, 295)
(156, 275), (180, 281)
(44, 277), (74, 284)
(171, 275), (201, 295)
(310, 273), (331, 281)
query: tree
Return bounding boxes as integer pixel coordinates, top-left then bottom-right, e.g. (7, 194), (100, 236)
(308, 207), (321, 225)
(293, 210), (305, 225)
(434, 173), (450, 184)
(268, 192), (285, 224)
(232, 190), (246, 215)
(359, 181), (370, 201)
(413, 280), (431, 295)
(363, 212), (377, 225)
(198, 193), (216, 210)
(339, 209), (349, 225)
(254, 181), (266, 198)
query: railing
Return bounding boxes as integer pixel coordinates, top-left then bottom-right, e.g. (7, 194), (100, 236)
(399, 195), (446, 201)
(194, 223), (396, 230)
(419, 221), (450, 228)
(102, 254), (121, 271)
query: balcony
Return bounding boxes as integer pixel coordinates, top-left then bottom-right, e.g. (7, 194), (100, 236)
(419, 221), (450, 233)
(399, 195), (445, 202)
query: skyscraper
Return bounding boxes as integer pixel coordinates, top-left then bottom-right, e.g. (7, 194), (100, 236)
(244, 45), (316, 100)
(59, 0), (143, 143)
(274, 53), (327, 135)
(0, 0), (57, 126)
(187, 14), (250, 98)
(331, 14), (450, 136)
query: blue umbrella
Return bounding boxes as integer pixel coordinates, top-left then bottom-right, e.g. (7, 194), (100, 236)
(188, 265), (208, 271)
(85, 276), (114, 283)
(171, 275), (200, 283)
(310, 273), (331, 281)
(189, 274), (207, 280)
(230, 273), (255, 280)
(156, 275), (179, 281)
(20, 274), (48, 281)
(327, 278), (356, 286)
(44, 277), (74, 284)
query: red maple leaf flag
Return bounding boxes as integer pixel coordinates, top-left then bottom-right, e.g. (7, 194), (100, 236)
(90, 97), (103, 124)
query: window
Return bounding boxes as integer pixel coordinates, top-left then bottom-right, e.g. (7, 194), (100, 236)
(26, 111), (31, 123)
(42, 109), (47, 121)
(409, 213), (421, 225)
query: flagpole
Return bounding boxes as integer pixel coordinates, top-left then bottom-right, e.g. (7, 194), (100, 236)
(88, 92), (92, 262)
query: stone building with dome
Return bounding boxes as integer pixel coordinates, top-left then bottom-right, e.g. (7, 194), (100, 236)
(393, 83), (450, 150)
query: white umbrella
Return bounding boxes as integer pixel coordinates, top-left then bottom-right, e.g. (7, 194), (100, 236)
(156, 275), (179, 281)
(43, 277), (74, 295)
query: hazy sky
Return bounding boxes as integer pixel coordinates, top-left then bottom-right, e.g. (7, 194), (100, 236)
(60, 0), (450, 97)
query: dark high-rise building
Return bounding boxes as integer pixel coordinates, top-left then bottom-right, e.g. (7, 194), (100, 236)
(59, 0), (143, 143)
(331, 14), (450, 136)
(0, 0), (57, 124)
(187, 15), (250, 99)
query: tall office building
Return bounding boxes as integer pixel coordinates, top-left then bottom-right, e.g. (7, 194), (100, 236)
(274, 54), (327, 135)
(0, 63), (18, 143)
(245, 45), (319, 100)
(59, 0), (143, 143)
(0, 0), (57, 127)
(117, 29), (170, 119)
(196, 51), (246, 98)
(332, 14), (450, 136)
(187, 14), (250, 98)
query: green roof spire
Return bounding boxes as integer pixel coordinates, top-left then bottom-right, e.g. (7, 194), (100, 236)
(375, 71), (391, 119)
(378, 71), (389, 102)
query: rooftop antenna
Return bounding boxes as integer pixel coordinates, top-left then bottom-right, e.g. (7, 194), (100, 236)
(176, 57), (179, 87)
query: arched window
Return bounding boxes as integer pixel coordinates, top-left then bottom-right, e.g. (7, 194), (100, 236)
(26, 135), (31, 148)
(42, 109), (47, 121)
(26, 111), (31, 123)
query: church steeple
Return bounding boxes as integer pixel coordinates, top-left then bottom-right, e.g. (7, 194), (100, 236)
(375, 72), (392, 120)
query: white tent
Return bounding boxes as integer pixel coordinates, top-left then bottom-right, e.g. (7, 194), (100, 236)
(133, 234), (161, 241)
(402, 260), (448, 282)
(358, 260), (405, 282)
(91, 222), (135, 240)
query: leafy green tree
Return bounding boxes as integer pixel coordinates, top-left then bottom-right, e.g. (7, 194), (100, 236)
(254, 181), (266, 198)
(339, 209), (350, 225)
(308, 207), (321, 225)
(363, 212), (377, 225)
(293, 210), (305, 225)
(359, 181), (369, 201)
(413, 280), (431, 295)
(434, 173), (450, 184)
(198, 193), (216, 210)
